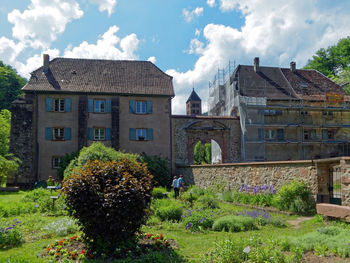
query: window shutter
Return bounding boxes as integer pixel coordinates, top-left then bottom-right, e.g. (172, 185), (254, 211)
(322, 130), (328, 140)
(106, 128), (111, 140)
(88, 99), (93, 113)
(258, 128), (264, 140)
(129, 100), (135, 113)
(45, 127), (52, 140)
(147, 128), (153, 141)
(65, 98), (72, 112)
(46, 98), (53, 112)
(276, 110), (283, 115)
(88, 128), (93, 140)
(64, 127), (71, 140)
(129, 128), (136, 140)
(277, 129), (284, 140)
(106, 99), (111, 113)
(147, 101), (153, 114)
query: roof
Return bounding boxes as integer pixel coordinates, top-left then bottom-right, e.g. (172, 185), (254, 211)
(186, 89), (201, 103)
(22, 58), (174, 96)
(235, 64), (344, 101)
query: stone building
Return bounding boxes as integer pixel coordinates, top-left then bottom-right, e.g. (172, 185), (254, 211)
(186, 88), (202, 115)
(10, 55), (174, 185)
(209, 57), (350, 162)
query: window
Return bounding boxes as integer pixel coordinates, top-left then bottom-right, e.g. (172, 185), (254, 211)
(304, 129), (317, 140)
(54, 99), (65, 112)
(264, 129), (275, 140)
(136, 128), (147, 141)
(301, 111), (309, 116)
(323, 130), (335, 140)
(94, 100), (105, 113)
(94, 128), (105, 140)
(322, 111), (334, 117)
(53, 128), (64, 140)
(136, 101), (147, 114)
(52, 157), (61, 169)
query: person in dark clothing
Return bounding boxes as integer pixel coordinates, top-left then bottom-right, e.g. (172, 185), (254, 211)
(172, 176), (179, 199)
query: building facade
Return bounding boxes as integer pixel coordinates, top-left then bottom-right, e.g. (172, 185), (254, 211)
(10, 55), (174, 185)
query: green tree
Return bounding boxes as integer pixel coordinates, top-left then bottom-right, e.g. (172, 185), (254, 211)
(304, 36), (350, 78)
(204, 143), (211, 164)
(141, 153), (170, 187)
(0, 61), (26, 110)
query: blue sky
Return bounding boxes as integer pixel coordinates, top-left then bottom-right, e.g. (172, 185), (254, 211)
(1, 0), (350, 113)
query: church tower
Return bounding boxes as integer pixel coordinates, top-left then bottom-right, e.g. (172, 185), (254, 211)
(186, 89), (202, 115)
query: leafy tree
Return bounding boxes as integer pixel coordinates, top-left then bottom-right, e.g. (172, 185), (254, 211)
(0, 61), (26, 110)
(194, 141), (205, 165)
(204, 143), (211, 164)
(141, 153), (170, 187)
(304, 37), (350, 78)
(57, 151), (79, 180)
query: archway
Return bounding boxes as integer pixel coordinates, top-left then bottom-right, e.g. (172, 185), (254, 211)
(211, 139), (222, 164)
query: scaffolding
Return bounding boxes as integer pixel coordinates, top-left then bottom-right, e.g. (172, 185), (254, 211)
(208, 62), (350, 162)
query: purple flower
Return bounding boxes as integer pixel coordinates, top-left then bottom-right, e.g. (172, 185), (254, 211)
(186, 222), (192, 229)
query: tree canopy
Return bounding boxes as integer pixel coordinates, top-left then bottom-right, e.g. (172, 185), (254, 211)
(0, 61), (26, 110)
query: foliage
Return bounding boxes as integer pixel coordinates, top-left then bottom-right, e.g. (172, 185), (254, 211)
(198, 192), (219, 209)
(153, 199), (183, 221)
(212, 215), (257, 232)
(45, 235), (87, 261)
(42, 218), (79, 237)
(151, 187), (169, 199)
(223, 190), (274, 207)
(57, 151), (79, 180)
(182, 208), (214, 231)
(64, 142), (140, 179)
(304, 36), (350, 78)
(141, 153), (170, 187)
(236, 210), (285, 227)
(272, 180), (315, 214)
(194, 141), (205, 165)
(0, 155), (20, 186)
(202, 235), (304, 263)
(204, 143), (211, 164)
(63, 159), (153, 254)
(0, 61), (26, 110)
(0, 218), (23, 249)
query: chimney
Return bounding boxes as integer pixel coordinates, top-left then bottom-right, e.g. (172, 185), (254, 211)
(290, 61), (296, 72)
(43, 54), (49, 73)
(253, 57), (259, 72)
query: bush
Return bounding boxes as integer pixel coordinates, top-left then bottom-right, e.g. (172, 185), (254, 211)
(194, 141), (206, 165)
(272, 180), (315, 214)
(64, 142), (140, 179)
(152, 187), (169, 199)
(198, 192), (219, 209)
(57, 151), (79, 180)
(141, 153), (170, 187)
(0, 218), (23, 249)
(63, 159), (153, 254)
(182, 208), (214, 231)
(212, 215), (257, 232)
(154, 199), (183, 221)
(42, 218), (79, 237)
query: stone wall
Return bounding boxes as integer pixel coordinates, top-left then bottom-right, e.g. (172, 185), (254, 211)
(9, 95), (35, 185)
(176, 160), (318, 194)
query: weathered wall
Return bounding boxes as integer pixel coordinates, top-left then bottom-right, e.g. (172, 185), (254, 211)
(176, 160), (318, 194)
(9, 95), (35, 185)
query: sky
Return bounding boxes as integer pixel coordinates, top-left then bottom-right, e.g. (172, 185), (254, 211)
(1, 0), (350, 114)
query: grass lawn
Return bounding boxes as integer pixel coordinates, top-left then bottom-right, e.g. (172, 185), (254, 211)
(0, 189), (349, 263)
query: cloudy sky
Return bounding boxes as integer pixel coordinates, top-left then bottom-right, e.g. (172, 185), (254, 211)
(1, 0), (350, 114)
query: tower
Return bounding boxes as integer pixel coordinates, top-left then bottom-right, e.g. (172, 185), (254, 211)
(186, 88), (202, 115)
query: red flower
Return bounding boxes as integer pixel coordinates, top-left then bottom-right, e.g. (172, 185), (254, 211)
(80, 250), (85, 254)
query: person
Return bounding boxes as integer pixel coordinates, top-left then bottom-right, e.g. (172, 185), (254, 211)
(172, 176), (179, 199)
(178, 174), (184, 199)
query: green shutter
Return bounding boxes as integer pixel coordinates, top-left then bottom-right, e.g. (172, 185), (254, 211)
(106, 99), (111, 113)
(46, 98), (53, 112)
(277, 129), (284, 140)
(129, 100), (135, 113)
(64, 127), (71, 140)
(88, 128), (93, 140)
(147, 128), (153, 141)
(147, 101), (152, 114)
(45, 128), (52, 140)
(65, 98), (72, 112)
(322, 130), (328, 140)
(88, 99), (93, 112)
(106, 128), (111, 140)
(129, 128), (136, 140)
(258, 128), (264, 140)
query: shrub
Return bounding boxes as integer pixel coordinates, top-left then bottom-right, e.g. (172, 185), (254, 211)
(141, 153), (170, 187)
(272, 180), (315, 214)
(64, 142), (140, 179)
(151, 187), (169, 199)
(198, 192), (219, 209)
(0, 218), (23, 249)
(194, 141), (206, 165)
(204, 143), (211, 164)
(42, 218), (79, 237)
(154, 199), (183, 221)
(212, 215), (257, 232)
(57, 151), (79, 180)
(182, 208), (214, 231)
(63, 159), (153, 254)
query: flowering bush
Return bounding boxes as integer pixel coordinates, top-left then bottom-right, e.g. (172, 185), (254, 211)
(0, 218), (23, 249)
(212, 215), (257, 232)
(236, 210), (285, 227)
(63, 159), (153, 255)
(46, 235), (89, 261)
(182, 208), (214, 231)
(42, 218), (79, 237)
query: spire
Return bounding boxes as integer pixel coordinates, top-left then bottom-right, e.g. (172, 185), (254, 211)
(186, 89), (201, 103)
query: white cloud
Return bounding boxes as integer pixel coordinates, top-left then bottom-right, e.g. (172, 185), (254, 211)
(207, 0), (216, 8)
(64, 26), (140, 60)
(147, 56), (156, 64)
(195, 29), (201, 37)
(89, 0), (117, 16)
(168, 0), (350, 114)
(183, 7), (204, 23)
(7, 0), (83, 49)
(0, 37), (25, 65)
